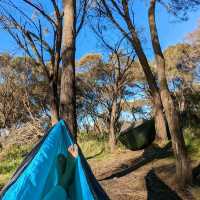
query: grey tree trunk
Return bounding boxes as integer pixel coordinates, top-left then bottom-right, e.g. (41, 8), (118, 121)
(148, 0), (191, 188)
(60, 0), (77, 139)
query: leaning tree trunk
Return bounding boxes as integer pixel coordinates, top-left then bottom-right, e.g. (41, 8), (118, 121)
(130, 32), (168, 143)
(121, 1), (168, 143)
(148, 0), (191, 188)
(60, 0), (77, 139)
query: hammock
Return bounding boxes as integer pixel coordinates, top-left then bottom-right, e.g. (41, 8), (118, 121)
(118, 119), (156, 150)
(0, 120), (109, 200)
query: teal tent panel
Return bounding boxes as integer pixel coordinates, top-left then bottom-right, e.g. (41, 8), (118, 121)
(1, 120), (103, 200)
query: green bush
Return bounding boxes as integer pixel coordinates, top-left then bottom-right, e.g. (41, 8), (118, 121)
(184, 126), (200, 160)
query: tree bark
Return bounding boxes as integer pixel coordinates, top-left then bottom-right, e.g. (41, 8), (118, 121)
(109, 96), (117, 152)
(148, 0), (191, 188)
(154, 94), (169, 143)
(49, 80), (59, 126)
(60, 0), (77, 139)
(121, 1), (168, 143)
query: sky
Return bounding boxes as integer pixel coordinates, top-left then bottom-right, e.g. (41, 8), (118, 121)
(0, 1), (200, 61)
(76, 2), (200, 60)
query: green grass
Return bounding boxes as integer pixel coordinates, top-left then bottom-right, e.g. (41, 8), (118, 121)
(78, 131), (127, 160)
(0, 144), (32, 189)
(78, 131), (112, 160)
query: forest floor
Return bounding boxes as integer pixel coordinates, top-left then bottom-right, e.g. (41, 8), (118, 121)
(88, 147), (200, 200)
(0, 126), (200, 199)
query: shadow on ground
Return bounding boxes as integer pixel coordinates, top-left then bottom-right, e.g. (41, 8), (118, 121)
(193, 163), (200, 186)
(145, 169), (182, 200)
(99, 143), (173, 181)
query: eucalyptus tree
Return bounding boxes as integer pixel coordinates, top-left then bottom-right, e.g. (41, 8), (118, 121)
(91, 0), (200, 187)
(0, 0), (63, 125)
(148, 0), (200, 187)
(0, 54), (48, 128)
(76, 48), (149, 151)
(91, 0), (169, 144)
(148, 0), (193, 187)
(163, 43), (196, 114)
(61, 0), (89, 138)
(0, 0), (89, 138)
(77, 52), (134, 151)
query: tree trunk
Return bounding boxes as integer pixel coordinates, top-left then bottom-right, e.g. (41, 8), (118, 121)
(121, 1), (168, 143)
(129, 27), (168, 143)
(49, 81), (59, 126)
(148, 0), (191, 188)
(60, 0), (77, 139)
(109, 97), (117, 152)
(50, 102), (59, 125)
(154, 93), (169, 143)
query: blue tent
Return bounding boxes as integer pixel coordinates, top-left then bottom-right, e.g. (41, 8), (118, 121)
(0, 120), (109, 200)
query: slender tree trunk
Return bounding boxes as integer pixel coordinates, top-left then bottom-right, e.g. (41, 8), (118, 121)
(50, 80), (59, 126)
(121, 1), (168, 143)
(60, 0), (77, 139)
(50, 9), (62, 126)
(148, 0), (191, 188)
(109, 97), (117, 152)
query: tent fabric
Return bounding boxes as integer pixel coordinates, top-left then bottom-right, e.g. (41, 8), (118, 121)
(118, 119), (156, 150)
(0, 120), (109, 200)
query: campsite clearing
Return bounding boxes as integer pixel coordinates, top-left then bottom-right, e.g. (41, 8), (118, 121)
(89, 148), (199, 200)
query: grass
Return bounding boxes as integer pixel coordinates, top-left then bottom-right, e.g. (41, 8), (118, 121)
(78, 132), (116, 161)
(0, 144), (32, 189)
(78, 131), (126, 160)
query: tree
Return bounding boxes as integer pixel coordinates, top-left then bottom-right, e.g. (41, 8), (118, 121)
(60, 0), (89, 138)
(0, 0), (62, 125)
(92, 0), (168, 144)
(0, 54), (49, 128)
(0, 0), (89, 135)
(60, 0), (77, 138)
(148, 0), (192, 187)
(162, 0), (200, 20)
(76, 49), (153, 151)
(163, 44), (195, 115)
(186, 20), (200, 81)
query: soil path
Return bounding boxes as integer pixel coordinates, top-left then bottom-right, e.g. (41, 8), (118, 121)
(89, 148), (197, 200)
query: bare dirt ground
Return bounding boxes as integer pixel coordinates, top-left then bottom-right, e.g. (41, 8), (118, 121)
(88, 147), (200, 200)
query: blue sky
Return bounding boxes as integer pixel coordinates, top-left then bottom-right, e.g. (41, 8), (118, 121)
(0, 1), (200, 61)
(77, 2), (200, 60)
